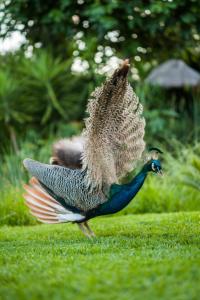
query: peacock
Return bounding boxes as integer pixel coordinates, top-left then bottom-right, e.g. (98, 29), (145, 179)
(23, 59), (163, 238)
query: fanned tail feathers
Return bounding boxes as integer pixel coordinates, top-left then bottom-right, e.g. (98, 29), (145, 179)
(23, 177), (84, 224)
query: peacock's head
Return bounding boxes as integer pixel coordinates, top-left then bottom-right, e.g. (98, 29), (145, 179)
(144, 147), (163, 175)
(149, 159), (163, 175)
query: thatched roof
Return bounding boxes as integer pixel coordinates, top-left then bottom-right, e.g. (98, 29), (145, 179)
(145, 59), (200, 88)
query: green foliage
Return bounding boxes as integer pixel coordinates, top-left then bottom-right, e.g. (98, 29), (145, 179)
(0, 68), (30, 152)
(0, 70), (20, 124)
(0, 187), (35, 226)
(1, 0), (200, 68)
(0, 51), (91, 151)
(183, 158), (200, 191)
(136, 84), (200, 144)
(0, 213), (199, 300)
(20, 51), (68, 122)
(18, 51), (91, 125)
(172, 144), (200, 192)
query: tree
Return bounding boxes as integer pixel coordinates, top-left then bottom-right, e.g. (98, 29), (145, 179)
(1, 0), (200, 70)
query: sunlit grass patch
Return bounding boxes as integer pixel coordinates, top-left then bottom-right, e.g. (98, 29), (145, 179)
(0, 212), (199, 300)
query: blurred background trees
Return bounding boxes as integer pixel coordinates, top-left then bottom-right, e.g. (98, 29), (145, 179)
(0, 0), (199, 152)
(1, 0), (200, 65)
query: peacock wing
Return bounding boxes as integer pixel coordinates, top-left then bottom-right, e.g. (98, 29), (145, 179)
(23, 159), (106, 212)
(82, 59), (145, 191)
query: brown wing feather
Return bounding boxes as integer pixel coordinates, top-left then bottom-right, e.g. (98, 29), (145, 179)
(23, 178), (61, 223)
(81, 59), (145, 190)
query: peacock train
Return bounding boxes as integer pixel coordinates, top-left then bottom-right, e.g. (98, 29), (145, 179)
(23, 59), (163, 238)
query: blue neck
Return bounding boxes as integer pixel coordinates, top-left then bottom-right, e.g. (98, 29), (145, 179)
(89, 166), (149, 218)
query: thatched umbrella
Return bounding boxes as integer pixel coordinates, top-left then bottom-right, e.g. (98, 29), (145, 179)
(146, 59), (200, 87)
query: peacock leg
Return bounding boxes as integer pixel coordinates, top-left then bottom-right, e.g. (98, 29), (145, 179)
(77, 223), (92, 239)
(84, 221), (96, 237)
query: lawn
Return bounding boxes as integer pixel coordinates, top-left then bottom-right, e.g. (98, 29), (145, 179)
(0, 212), (199, 300)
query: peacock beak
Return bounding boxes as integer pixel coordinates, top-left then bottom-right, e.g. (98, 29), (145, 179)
(157, 169), (163, 176)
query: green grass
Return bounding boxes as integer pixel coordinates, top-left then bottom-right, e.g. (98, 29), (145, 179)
(0, 212), (199, 300)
